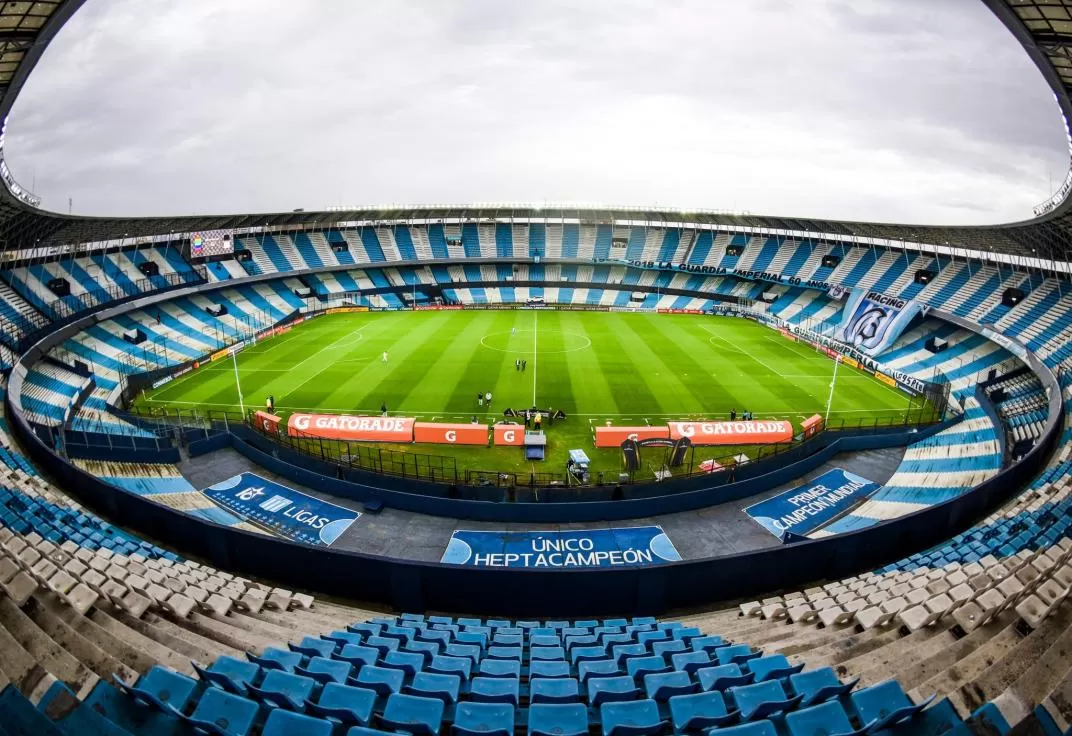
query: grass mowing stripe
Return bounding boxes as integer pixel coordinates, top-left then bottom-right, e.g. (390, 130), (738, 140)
(559, 311), (618, 415)
(632, 315), (745, 415)
(340, 312), (465, 411)
(610, 314), (709, 416)
(404, 311), (505, 414)
(584, 313), (663, 416)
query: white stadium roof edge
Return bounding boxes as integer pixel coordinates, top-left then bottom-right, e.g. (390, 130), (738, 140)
(0, 0), (1071, 270)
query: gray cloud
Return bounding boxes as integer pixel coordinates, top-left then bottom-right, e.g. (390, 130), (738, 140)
(4, 0), (1068, 225)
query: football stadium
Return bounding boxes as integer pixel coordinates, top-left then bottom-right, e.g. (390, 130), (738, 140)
(0, 1), (1070, 734)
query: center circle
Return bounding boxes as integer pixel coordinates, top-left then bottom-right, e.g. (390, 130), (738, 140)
(480, 329), (592, 355)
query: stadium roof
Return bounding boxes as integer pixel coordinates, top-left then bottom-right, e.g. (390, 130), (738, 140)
(1, 0), (1072, 268)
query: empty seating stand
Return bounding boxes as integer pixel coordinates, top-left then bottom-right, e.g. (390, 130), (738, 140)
(53, 612), (959, 736)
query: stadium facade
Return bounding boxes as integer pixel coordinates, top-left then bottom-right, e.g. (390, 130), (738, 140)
(0, 2), (1069, 733)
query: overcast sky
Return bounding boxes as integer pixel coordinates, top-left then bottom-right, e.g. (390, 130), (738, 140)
(4, 0), (1069, 225)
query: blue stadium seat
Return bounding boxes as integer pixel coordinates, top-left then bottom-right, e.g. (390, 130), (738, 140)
(348, 623), (384, 638)
(173, 687), (259, 736)
(652, 640), (688, 658)
(262, 709), (334, 736)
(247, 670), (317, 711)
(788, 668), (858, 707)
(325, 631), (366, 649)
(384, 649), (426, 677)
(730, 680), (804, 721)
(643, 671), (696, 701)
(408, 641), (441, 663)
(470, 676), (520, 706)
(420, 630), (452, 648)
(589, 675), (642, 706)
(600, 699), (667, 736)
(336, 644), (380, 669)
(709, 720), (778, 735)
(407, 672), (462, 705)
(528, 703), (589, 736)
(428, 654), (472, 679)
(192, 655), (261, 695)
(477, 659), (521, 679)
(347, 728), (396, 736)
(351, 665), (405, 697)
(579, 659), (620, 684)
(689, 635), (724, 653)
(671, 651), (712, 675)
(532, 646), (567, 661)
(306, 682), (377, 727)
(379, 693), (445, 736)
(849, 680), (936, 733)
(298, 656), (353, 685)
(667, 690), (738, 733)
(112, 667), (197, 715)
(748, 654), (805, 683)
(530, 660), (571, 679)
(456, 632), (489, 650)
(452, 702), (516, 736)
(291, 636), (337, 659)
(487, 646), (523, 661)
(248, 647), (303, 673)
(715, 645), (761, 667)
(571, 645), (607, 664)
(697, 664), (754, 692)
(785, 700), (870, 736)
(366, 636), (401, 659)
(613, 643), (649, 665)
(530, 677), (580, 704)
(626, 655), (672, 681)
(445, 643), (482, 664)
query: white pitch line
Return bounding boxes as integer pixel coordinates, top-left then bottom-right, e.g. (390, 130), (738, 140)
(699, 324), (783, 376)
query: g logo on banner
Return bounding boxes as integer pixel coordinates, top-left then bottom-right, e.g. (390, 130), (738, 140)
(503, 430), (516, 443)
(445, 430), (457, 443)
(293, 415), (310, 431)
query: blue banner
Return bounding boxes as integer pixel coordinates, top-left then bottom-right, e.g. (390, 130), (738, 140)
(202, 473), (359, 547)
(441, 526), (681, 568)
(744, 468), (879, 541)
(835, 289), (922, 356)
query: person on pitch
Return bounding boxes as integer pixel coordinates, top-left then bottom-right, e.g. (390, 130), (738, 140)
(381, 402), (388, 417)
(381, 350), (388, 364)
(485, 391), (492, 408)
(515, 358), (520, 371)
(730, 408), (737, 421)
(534, 410), (542, 430)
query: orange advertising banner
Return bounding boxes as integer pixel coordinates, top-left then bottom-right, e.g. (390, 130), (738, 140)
(287, 414), (415, 442)
(875, 372), (898, 388)
(594, 426), (671, 448)
(667, 420), (794, 445)
(413, 422), (488, 445)
(253, 411), (281, 434)
(494, 424), (526, 446)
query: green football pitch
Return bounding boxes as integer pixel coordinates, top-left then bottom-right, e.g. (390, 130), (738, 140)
(134, 310), (928, 481)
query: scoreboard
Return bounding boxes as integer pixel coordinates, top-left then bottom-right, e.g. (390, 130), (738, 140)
(189, 229), (235, 259)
